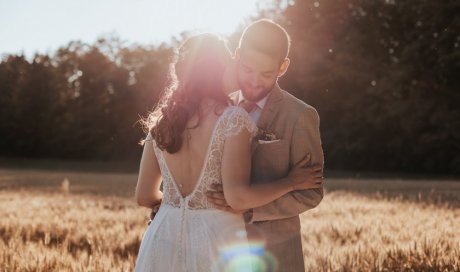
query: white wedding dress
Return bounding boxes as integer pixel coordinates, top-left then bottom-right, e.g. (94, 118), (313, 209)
(134, 106), (258, 272)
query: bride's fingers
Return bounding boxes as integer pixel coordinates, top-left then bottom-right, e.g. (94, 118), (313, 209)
(310, 182), (322, 188)
(313, 165), (323, 171)
(293, 153), (311, 169)
(314, 177), (324, 184)
(309, 167), (323, 175)
(313, 173), (323, 179)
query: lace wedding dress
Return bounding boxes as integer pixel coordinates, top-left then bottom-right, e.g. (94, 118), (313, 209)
(134, 106), (258, 272)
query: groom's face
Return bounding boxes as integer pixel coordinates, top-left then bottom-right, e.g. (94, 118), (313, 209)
(237, 48), (281, 102)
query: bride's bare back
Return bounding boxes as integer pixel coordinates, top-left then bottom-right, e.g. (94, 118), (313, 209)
(162, 104), (226, 197)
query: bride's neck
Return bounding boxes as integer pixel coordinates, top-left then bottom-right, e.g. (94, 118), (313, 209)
(186, 99), (225, 129)
(198, 99), (223, 115)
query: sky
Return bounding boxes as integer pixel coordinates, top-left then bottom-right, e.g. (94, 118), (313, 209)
(0, 0), (266, 58)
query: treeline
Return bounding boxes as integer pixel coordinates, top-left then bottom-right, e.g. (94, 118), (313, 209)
(0, 0), (459, 174)
(0, 38), (173, 161)
(273, 0), (460, 173)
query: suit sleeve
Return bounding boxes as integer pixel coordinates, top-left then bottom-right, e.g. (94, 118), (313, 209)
(249, 106), (324, 223)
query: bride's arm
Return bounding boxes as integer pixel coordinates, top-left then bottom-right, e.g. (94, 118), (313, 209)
(135, 137), (163, 208)
(221, 128), (293, 211)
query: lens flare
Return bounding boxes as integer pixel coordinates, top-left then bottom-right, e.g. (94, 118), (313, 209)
(215, 243), (277, 272)
(212, 225), (278, 272)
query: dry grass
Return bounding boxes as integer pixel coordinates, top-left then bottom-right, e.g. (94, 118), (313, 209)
(0, 166), (459, 271)
(301, 192), (460, 271)
(0, 191), (144, 272)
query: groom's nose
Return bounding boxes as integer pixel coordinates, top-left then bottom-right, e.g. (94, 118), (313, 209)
(248, 75), (263, 88)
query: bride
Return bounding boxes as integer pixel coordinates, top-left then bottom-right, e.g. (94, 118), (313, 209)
(134, 33), (316, 271)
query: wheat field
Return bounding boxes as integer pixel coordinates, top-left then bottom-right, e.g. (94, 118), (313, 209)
(0, 166), (459, 271)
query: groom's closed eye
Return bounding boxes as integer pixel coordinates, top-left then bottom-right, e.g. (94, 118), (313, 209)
(242, 65), (253, 73)
(262, 72), (275, 78)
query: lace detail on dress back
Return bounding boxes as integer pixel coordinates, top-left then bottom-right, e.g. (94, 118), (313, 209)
(146, 106), (257, 210)
(151, 141), (182, 207)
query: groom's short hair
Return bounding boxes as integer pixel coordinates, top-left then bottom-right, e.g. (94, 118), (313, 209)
(239, 19), (291, 61)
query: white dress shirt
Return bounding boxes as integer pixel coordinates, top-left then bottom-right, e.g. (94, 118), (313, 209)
(236, 90), (270, 124)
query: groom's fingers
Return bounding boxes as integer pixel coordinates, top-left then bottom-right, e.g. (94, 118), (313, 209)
(206, 191), (225, 200)
(212, 202), (243, 214)
(207, 196), (226, 205)
(206, 190), (235, 212)
(210, 201), (231, 211)
(209, 183), (223, 192)
(214, 204), (235, 213)
(212, 202), (227, 209)
(206, 194), (228, 207)
(149, 210), (156, 221)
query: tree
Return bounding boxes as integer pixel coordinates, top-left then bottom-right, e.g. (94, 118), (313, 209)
(266, 0), (460, 173)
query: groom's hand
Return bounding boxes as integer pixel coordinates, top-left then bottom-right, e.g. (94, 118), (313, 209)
(206, 184), (247, 214)
(147, 202), (162, 226)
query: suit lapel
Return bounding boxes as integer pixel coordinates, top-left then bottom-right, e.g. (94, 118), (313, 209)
(256, 84), (284, 130)
(229, 86), (284, 154)
(251, 84), (284, 155)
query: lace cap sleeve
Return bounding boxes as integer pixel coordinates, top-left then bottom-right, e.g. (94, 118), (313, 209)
(222, 106), (258, 139)
(145, 131), (153, 141)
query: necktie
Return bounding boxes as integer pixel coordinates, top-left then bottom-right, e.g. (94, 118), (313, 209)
(239, 100), (257, 113)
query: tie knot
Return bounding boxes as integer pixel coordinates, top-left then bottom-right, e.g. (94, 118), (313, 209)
(239, 100), (257, 113)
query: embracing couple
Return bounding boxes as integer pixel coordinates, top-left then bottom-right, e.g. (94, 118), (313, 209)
(134, 19), (324, 272)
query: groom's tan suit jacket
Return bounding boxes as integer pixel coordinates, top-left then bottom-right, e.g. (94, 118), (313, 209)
(231, 84), (324, 271)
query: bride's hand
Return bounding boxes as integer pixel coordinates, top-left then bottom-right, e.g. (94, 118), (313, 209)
(288, 165), (324, 191)
(286, 153), (324, 191)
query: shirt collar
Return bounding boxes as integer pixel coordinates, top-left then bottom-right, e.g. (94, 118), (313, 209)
(236, 90), (270, 110)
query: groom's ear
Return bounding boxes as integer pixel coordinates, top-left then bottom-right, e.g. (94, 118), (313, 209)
(234, 48), (241, 60)
(278, 58), (290, 77)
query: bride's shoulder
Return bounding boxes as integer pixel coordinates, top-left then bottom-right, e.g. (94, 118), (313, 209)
(222, 105), (250, 118)
(220, 106), (257, 135)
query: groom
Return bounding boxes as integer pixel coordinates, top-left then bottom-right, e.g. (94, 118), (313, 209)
(207, 19), (324, 271)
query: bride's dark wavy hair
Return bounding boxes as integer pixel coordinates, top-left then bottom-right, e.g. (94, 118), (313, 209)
(141, 34), (232, 153)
